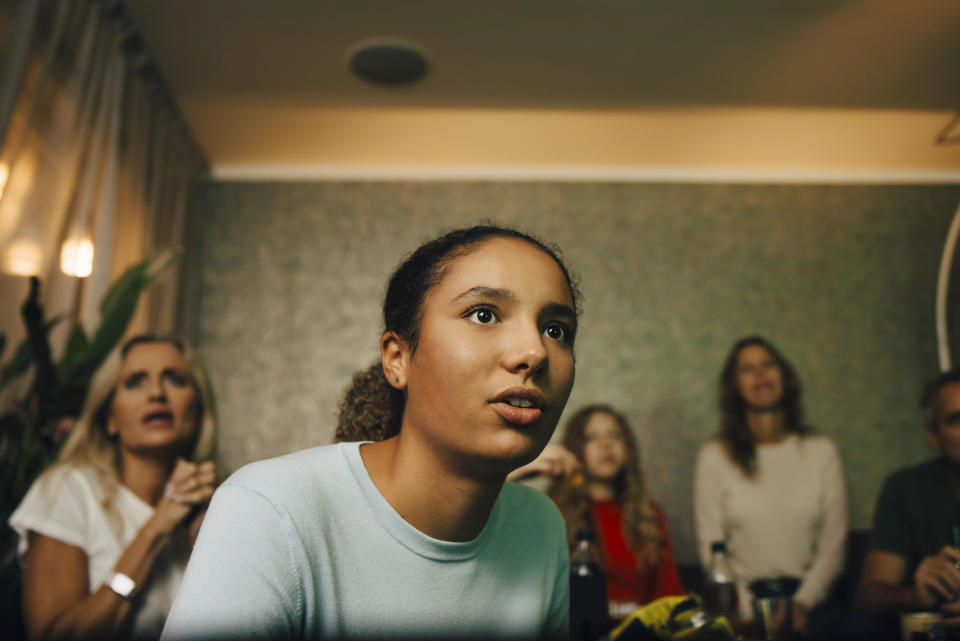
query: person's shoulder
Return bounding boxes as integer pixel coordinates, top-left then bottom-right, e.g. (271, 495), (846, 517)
(9, 462), (104, 542)
(501, 481), (564, 527)
(642, 497), (671, 527)
(30, 461), (103, 498)
(797, 433), (840, 456)
(498, 482), (566, 552)
(224, 443), (353, 500)
(646, 496), (666, 516)
(502, 480), (560, 511)
(695, 438), (727, 465)
(882, 457), (943, 488)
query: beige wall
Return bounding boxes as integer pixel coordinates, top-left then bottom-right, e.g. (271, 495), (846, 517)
(186, 180), (960, 563)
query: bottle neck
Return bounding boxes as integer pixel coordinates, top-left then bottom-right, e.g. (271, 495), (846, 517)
(709, 551), (733, 581)
(575, 539), (592, 562)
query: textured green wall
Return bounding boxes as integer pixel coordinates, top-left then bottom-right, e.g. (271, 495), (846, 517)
(187, 181), (960, 563)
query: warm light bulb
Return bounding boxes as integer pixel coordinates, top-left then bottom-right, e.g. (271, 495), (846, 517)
(60, 236), (94, 278)
(2, 238), (42, 275)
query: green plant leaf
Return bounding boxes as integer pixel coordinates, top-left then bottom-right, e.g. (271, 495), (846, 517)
(59, 248), (180, 386)
(98, 262), (148, 322)
(56, 324), (89, 382)
(0, 342), (29, 389)
(96, 246), (181, 320)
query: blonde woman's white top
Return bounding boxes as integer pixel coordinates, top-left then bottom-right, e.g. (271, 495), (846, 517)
(10, 464), (190, 640)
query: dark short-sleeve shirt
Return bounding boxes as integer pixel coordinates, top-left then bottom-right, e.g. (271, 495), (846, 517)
(868, 457), (960, 583)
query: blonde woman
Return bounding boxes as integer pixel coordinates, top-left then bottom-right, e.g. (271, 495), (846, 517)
(10, 334), (218, 640)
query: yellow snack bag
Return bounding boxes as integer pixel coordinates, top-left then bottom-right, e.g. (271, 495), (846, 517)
(609, 595), (737, 641)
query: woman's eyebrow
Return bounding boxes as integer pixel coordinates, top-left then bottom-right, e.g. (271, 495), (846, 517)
(449, 286), (517, 304)
(542, 302), (577, 324)
(162, 366), (190, 375)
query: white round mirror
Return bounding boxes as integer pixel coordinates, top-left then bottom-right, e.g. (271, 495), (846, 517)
(937, 203), (960, 370)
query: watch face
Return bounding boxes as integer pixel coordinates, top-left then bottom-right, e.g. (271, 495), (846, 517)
(109, 572), (138, 599)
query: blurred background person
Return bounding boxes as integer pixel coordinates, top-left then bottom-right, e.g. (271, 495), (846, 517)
(545, 404), (685, 612)
(9, 334), (218, 641)
(694, 335), (847, 636)
(858, 368), (960, 638)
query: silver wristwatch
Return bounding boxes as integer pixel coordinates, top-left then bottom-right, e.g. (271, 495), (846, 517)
(107, 571), (141, 600)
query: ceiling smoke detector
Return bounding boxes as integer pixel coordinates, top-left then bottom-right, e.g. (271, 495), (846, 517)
(347, 38), (429, 86)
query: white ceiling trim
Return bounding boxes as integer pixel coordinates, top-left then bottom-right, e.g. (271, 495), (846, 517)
(210, 164), (960, 184)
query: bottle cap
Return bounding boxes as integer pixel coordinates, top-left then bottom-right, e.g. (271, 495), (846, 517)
(575, 527), (596, 542)
(710, 540), (727, 553)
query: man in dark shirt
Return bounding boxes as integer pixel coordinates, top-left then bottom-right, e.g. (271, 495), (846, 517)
(858, 368), (960, 632)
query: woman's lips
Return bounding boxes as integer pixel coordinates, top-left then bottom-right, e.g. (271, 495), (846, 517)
(142, 410), (174, 426)
(491, 402), (543, 426)
(489, 387), (546, 426)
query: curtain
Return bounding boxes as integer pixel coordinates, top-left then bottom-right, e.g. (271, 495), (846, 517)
(0, 0), (208, 359)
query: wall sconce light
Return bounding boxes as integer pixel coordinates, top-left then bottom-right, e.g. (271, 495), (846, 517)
(2, 238), (42, 276)
(60, 235), (94, 278)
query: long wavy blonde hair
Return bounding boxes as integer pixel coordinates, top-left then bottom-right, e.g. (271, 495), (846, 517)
(48, 334), (217, 520)
(548, 405), (662, 568)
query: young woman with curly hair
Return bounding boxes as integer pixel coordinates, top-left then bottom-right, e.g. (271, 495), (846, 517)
(10, 334), (218, 640)
(544, 405), (684, 611)
(693, 336), (848, 636)
(162, 225), (581, 641)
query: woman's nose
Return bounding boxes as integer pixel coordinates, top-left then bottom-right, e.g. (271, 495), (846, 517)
(148, 377), (167, 400)
(502, 322), (548, 378)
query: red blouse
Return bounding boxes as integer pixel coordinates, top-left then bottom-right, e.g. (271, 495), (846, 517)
(590, 498), (686, 604)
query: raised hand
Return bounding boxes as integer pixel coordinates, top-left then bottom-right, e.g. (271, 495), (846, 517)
(506, 444), (580, 482)
(153, 459), (217, 536)
(913, 546), (960, 609)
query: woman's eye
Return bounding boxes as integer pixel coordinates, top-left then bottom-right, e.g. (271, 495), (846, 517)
(466, 307), (498, 325)
(544, 323), (570, 343)
(165, 372), (190, 387)
(122, 374), (145, 389)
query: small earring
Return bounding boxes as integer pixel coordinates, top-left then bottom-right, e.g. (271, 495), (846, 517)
(395, 377), (400, 383)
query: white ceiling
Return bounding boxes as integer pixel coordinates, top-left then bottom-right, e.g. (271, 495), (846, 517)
(123, 0), (960, 181)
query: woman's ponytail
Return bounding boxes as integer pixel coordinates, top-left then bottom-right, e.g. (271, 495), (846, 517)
(335, 361), (404, 442)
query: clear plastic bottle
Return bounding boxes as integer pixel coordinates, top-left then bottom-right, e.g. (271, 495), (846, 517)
(703, 540), (739, 622)
(570, 527), (608, 641)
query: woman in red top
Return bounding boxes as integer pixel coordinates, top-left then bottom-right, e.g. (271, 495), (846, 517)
(548, 405), (685, 609)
